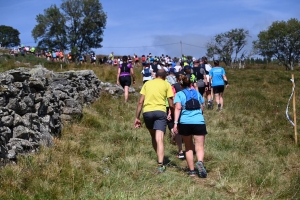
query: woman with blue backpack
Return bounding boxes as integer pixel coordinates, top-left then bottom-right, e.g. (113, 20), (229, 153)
(173, 74), (208, 178)
(141, 63), (153, 84)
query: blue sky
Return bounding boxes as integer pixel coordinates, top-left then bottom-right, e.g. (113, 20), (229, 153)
(0, 0), (299, 58)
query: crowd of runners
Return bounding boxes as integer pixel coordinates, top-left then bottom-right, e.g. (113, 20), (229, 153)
(115, 52), (229, 178)
(9, 45), (229, 177)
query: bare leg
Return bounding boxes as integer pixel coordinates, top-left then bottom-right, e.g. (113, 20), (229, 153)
(181, 135), (194, 170)
(175, 134), (183, 153)
(148, 129), (164, 163)
(194, 135), (205, 162)
(219, 92), (224, 108)
(214, 93), (220, 105)
(124, 86), (129, 102)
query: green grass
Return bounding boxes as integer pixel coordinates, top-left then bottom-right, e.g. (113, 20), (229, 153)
(0, 55), (300, 199)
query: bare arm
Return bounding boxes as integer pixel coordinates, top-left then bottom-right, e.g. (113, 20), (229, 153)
(203, 71), (208, 85)
(117, 68), (121, 85)
(223, 74), (229, 88)
(135, 94), (145, 119)
(209, 76), (212, 90)
(167, 97), (174, 115)
(173, 102), (182, 134)
(134, 94), (145, 128)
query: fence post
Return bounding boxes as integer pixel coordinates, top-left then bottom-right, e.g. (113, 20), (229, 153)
(292, 74), (298, 144)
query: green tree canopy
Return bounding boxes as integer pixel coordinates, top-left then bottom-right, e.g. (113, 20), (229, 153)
(0, 25), (20, 47)
(32, 0), (107, 55)
(32, 5), (67, 51)
(206, 28), (249, 67)
(253, 18), (300, 70)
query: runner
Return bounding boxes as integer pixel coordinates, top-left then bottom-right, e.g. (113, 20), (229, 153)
(166, 70), (184, 159)
(134, 53), (139, 67)
(141, 55), (146, 65)
(109, 52), (114, 65)
(141, 63), (153, 84)
(117, 56), (136, 102)
(209, 60), (229, 111)
(201, 57), (213, 109)
(134, 69), (174, 173)
(173, 74), (208, 178)
(150, 59), (161, 78)
(192, 59), (208, 96)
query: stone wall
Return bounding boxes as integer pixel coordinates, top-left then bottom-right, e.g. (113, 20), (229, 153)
(0, 65), (135, 163)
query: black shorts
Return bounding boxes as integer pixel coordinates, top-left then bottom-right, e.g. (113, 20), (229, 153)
(178, 124), (207, 136)
(198, 87), (205, 96)
(119, 76), (131, 88)
(212, 85), (224, 94)
(143, 111), (167, 132)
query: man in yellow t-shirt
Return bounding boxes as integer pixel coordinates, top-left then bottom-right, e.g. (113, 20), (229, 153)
(134, 69), (174, 173)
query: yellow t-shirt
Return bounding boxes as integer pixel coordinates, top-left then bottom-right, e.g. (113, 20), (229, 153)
(140, 78), (174, 113)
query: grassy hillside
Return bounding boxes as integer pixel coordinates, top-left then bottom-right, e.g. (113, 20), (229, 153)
(0, 55), (299, 199)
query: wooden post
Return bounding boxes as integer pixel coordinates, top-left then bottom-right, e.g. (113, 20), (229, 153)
(180, 41), (182, 56)
(292, 74), (298, 144)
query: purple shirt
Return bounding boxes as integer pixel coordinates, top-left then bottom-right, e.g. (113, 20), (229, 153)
(119, 63), (132, 76)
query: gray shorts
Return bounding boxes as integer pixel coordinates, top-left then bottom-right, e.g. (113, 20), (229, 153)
(197, 80), (205, 88)
(143, 111), (167, 132)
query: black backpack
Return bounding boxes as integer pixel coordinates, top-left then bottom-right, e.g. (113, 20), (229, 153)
(151, 64), (158, 73)
(182, 89), (201, 110)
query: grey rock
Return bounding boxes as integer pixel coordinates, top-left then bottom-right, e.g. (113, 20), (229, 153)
(13, 125), (36, 139)
(29, 78), (45, 91)
(0, 96), (6, 106)
(6, 149), (16, 159)
(60, 114), (72, 121)
(1, 115), (14, 126)
(8, 69), (31, 82)
(13, 113), (24, 126)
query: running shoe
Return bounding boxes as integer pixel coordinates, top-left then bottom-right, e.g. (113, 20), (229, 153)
(176, 152), (185, 159)
(195, 161), (207, 178)
(188, 170), (196, 177)
(157, 165), (166, 173)
(217, 103), (221, 111)
(207, 102), (212, 110)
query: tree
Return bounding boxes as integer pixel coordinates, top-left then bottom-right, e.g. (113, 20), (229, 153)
(32, 5), (67, 51)
(253, 18), (300, 70)
(0, 25), (20, 47)
(206, 28), (250, 67)
(32, 0), (107, 55)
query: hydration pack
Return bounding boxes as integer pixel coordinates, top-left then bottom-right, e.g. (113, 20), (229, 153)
(182, 89), (201, 110)
(143, 67), (151, 77)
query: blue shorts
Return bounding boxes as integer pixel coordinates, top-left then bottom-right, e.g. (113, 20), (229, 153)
(143, 111), (167, 132)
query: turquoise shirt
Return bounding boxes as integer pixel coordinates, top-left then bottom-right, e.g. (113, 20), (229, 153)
(174, 88), (205, 124)
(209, 67), (225, 86)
